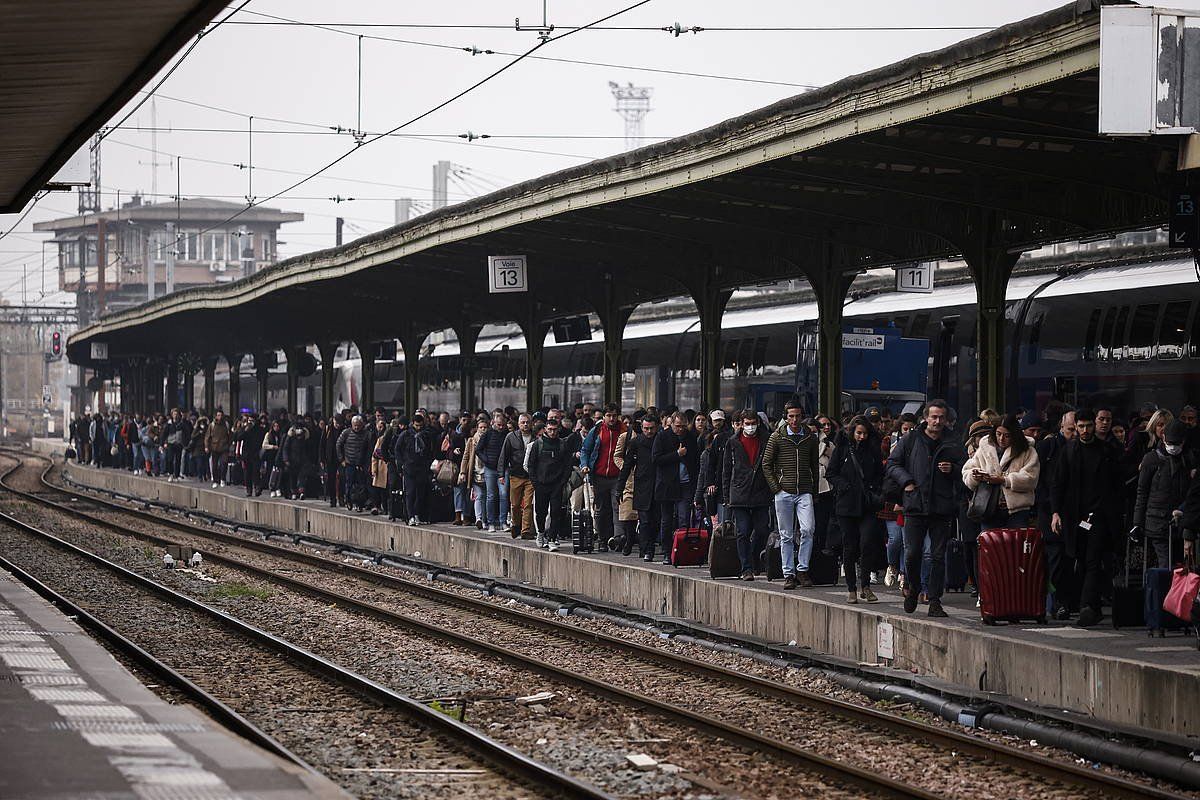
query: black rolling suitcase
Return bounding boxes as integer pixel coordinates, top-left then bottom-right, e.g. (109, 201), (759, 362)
(708, 519), (741, 579)
(572, 475), (596, 554)
(1112, 540), (1146, 629)
(1145, 529), (1189, 635)
(945, 535), (969, 592)
(807, 548), (841, 586)
(763, 531), (784, 580)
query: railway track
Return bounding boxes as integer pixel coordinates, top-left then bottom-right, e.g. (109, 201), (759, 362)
(0, 461), (611, 800)
(5, 451), (1190, 800)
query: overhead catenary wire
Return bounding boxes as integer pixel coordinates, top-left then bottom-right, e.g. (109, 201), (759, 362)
(131, 0), (657, 272)
(238, 9), (818, 89)
(118, 125), (669, 141)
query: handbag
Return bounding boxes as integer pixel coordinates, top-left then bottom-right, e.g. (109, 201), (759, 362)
(435, 458), (458, 488)
(966, 480), (1000, 522)
(847, 450), (883, 513)
(1164, 562), (1200, 622)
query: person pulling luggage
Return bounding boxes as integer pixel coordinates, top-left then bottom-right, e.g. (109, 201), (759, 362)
(721, 409), (773, 581)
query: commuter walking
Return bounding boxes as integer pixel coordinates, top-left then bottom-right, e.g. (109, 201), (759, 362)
(205, 410), (231, 487)
(163, 409), (190, 481)
(319, 416), (343, 506)
(336, 415), (372, 512)
(827, 416), (885, 603)
(651, 413), (701, 564)
(394, 413), (437, 524)
(617, 415), (661, 560)
(580, 403), (626, 553)
(526, 416), (573, 551)
(963, 414), (1040, 530)
(722, 409), (772, 581)
(886, 400), (965, 617)
(499, 413), (535, 537)
(1050, 408), (1125, 627)
(239, 414), (267, 497)
(762, 401), (819, 589)
(1132, 420), (1193, 568)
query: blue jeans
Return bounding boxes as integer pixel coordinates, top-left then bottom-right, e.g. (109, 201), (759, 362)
(773, 492), (815, 577)
(732, 505), (770, 573)
(886, 519), (904, 570)
(483, 466), (502, 526)
(473, 481), (485, 522)
(453, 484), (467, 514)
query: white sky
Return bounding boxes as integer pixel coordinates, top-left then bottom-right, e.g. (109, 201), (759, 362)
(0, 0), (1071, 306)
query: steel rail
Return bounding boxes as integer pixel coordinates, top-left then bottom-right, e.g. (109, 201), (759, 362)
(0, 464), (615, 800)
(4, 454), (944, 800)
(14, 452), (1188, 800)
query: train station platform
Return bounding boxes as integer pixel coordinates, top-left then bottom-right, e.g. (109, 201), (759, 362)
(0, 528), (349, 799)
(52, 451), (1200, 742)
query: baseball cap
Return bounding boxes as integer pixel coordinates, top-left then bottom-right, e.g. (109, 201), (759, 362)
(709, 410), (726, 421)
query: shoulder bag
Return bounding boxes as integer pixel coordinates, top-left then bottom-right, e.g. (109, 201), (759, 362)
(847, 449), (884, 513)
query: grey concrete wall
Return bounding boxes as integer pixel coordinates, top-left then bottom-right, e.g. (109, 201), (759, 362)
(64, 462), (1199, 738)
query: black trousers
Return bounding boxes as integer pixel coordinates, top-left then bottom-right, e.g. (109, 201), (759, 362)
(590, 474), (619, 551)
(903, 513), (953, 600)
(534, 480), (568, 541)
(402, 470), (428, 521)
(637, 505), (661, 556)
(1074, 518), (1113, 613)
(839, 514), (877, 591)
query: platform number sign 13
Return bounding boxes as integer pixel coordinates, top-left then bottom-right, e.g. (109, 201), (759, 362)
(488, 255), (528, 293)
(1169, 187), (1199, 248)
(895, 261), (934, 293)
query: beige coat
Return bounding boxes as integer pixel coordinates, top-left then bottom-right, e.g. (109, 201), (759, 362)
(962, 438), (1040, 513)
(613, 430), (637, 522)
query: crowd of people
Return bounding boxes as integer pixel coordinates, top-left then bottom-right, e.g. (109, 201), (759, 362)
(69, 397), (1200, 627)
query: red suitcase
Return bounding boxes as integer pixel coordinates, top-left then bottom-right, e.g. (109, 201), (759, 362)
(977, 527), (1047, 625)
(670, 513), (711, 567)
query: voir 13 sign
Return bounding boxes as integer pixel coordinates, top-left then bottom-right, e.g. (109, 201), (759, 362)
(488, 255), (528, 293)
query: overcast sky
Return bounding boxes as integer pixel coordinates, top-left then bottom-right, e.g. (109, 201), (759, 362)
(0, 0), (1072, 305)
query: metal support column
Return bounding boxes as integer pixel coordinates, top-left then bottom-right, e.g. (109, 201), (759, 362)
(202, 359), (216, 415)
(354, 340), (375, 414)
(453, 324), (481, 415)
(225, 354), (242, 415)
(182, 367), (195, 412)
(689, 284), (732, 413)
(318, 342), (336, 417)
(594, 279), (634, 407)
(398, 329), (424, 415)
(810, 269), (856, 417)
(165, 359), (179, 411)
(285, 347), (300, 414)
(519, 317), (550, 412)
(255, 354), (269, 414)
(961, 210), (1019, 415)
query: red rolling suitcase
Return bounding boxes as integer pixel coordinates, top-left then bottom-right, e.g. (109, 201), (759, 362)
(977, 527), (1047, 625)
(670, 512), (711, 567)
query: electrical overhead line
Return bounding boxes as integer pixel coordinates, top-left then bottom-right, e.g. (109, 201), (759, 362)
(239, 9), (817, 89)
(120, 125), (668, 141)
(101, 1), (253, 142)
(228, 16), (994, 33)
(130, 0), (655, 281)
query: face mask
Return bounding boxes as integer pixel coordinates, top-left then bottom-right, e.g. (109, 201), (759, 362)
(743, 424), (757, 436)
(1165, 443), (1183, 456)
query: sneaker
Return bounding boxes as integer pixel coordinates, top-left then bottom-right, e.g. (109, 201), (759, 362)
(740, 570), (754, 581)
(847, 591), (859, 604)
(903, 589), (919, 614)
(643, 553), (655, 562)
(409, 517), (418, 525)
(884, 566), (898, 588)
(1054, 607), (1071, 621)
(211, 482), (218, 488)
(860, 588), (878, 603)
(796, 572), (814, 588)
(547, 540), (560, 552)
(220, 481), (226, 487)
(782, 575), (798, 590)
(370, 508), (380, 516)
(661, 556), (671, 565)
(928, 599), (949, 618)
(487, 525), (497, 533)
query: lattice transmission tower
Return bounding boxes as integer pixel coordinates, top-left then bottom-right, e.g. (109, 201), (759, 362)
(609, 81), (653, 149)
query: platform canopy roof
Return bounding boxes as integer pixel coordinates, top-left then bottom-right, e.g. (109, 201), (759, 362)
(0, 0), (229, 214)
(68, 0), (1181, 366)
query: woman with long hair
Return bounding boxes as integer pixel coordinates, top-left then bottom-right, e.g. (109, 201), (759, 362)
(826, 416), (885, 604)
(962, 413), (1040, 530)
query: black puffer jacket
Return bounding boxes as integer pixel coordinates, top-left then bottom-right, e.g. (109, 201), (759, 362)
(336, 426), (371, 467)
(526, 434), (573, 488)
(885, 423), (965, 518)
(722, 430), (773, 508)
(1134, 447), (1193, 536)
(827, 433), (886, 518)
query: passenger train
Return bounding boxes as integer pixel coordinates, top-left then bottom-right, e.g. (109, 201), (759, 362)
(227, 255), (1200, 421)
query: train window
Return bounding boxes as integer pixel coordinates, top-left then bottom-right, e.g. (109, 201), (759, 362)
(1097, 307), (1115, 360)
(752, 337), (769, 373)
(1027, 313), (1044, 365)
(1157, 301), (1189, 360)
(910, 313), (931, 339)
(735, 338), (754, 375)
(721, 339), (738, 370)
(1109, 305), (1130, 361)
(1126, 304), (1159, 360)
(1082, 308), (1101, 361)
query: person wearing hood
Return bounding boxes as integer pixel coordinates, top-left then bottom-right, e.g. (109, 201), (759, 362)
(1132, 419), (1194, 568)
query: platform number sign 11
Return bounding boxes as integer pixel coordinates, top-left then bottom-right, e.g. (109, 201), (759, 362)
(488, 255), (528, 293)
(895, 261), (934, 293)
(1170, 187), (1199, 248)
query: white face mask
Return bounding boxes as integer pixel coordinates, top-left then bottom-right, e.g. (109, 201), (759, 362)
(1165, 443), (1183, 456)
(743, 424), (757, 436)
